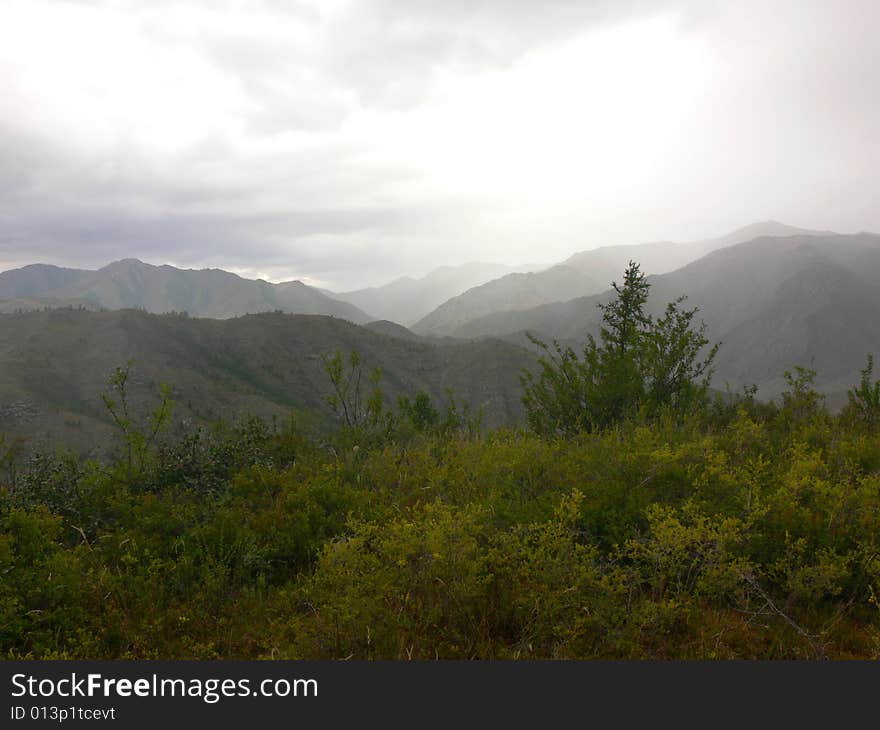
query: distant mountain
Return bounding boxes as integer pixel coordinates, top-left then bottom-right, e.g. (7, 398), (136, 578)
(412, 222), (825, 337)
(410, 265), (604, 338)
(0, 260), (371, 322)
(0, 309), (536, 451)
(326, 262), (522, 326)
(451, 233), (880, 403)
(0, 263), (91, 299)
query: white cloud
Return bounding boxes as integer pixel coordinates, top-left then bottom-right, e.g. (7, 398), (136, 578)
(0, 0), (877, 288)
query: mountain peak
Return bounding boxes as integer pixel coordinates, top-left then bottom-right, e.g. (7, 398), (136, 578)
(100, 258), (152, 272)
(719, 220), (828, 243)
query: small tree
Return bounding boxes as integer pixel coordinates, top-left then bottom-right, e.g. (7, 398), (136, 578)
(587, 263), (651, 426)
(779, 365), (824, 423)
(521, 336), (594, 438)
(846, 354), (880, 427)
(101, 360), (173, 485)
(521, 261), (717, 437)
(0, 432), (24, 492)
(642, 296), (719, 414)
(321, 350), (390, 434)
(398, 391), (439, 432)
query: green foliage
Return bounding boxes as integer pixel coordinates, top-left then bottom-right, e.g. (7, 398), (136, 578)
(780, 365), (824, 421)
(398, 391), (439, 432)
(520, 337), (593, 438)
(101, 360), (173, 487)
(321, 350), (393, 440)
(846, 354), (880, 428)
(0, 433), (24, 491)
(642, 297), (719, 413)
(3, 347), (880, 660)
(521, 262), (717, 437)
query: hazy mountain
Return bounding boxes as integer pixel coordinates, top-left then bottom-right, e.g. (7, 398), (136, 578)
(410, 265), (604, 338)
(0, 309), (535, 451)
(0, 263), (91, 299)
(0, 259), (372, 322)
(412, 222), (824, 337)
(326, 262), (522, 326)
(452, 233), (880, 403)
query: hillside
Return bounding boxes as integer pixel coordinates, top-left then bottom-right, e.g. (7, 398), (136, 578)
(0, 263), (91, 299)
(0, 260), (372, 322)
(451, 233), (880, 403)
(410, 265), (604, 337)
(363, 320), (423, 341)
(326, 261), (520, 326)
(413, 222), (823, 337)
(0, 309), (535, 451)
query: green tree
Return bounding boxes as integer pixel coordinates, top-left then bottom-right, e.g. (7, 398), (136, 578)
(520, 337), (594, 438)
(101, 360), (173, 485)
(845, 354), (880, 428)
(321, 350), (390, 434)
(779, 365), (824, 424)
(642, 296), (719, 414)
(588, 261), (652, 425)
(398, 391), (439, 432)
(521, 261), (717, 436)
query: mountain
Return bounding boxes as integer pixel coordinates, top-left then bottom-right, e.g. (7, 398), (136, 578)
(412, 222), (825, 337)
(0, 263), (91, 299)
(410, 265), (604, 338)
(0, 260), (372, 322)
(0, 309), (536, 451)
(450, 232), (880, 403)
(326, 262), (522, 326)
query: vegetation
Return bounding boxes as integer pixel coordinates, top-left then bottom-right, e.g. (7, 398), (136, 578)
(0, 308), (533, 452)
(847, 354), (880, 428)
(1, 266), (879, 660)
(522, 262), (717, 436)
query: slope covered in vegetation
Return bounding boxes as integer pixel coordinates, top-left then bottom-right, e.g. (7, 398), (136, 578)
(2, 263), (879, 660)
(3, 383), (880, 659)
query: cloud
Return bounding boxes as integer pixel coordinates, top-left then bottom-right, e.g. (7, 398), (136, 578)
(0, 0), (878, 288)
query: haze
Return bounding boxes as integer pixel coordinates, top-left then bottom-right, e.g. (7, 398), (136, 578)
(1, 0), (877, 289)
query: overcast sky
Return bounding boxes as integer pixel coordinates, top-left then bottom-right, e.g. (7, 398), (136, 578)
(1, 0), (878, 289)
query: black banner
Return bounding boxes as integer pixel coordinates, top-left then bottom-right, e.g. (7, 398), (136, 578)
(2, 661), (877, 728)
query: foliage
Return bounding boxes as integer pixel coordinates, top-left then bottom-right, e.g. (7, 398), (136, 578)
(2, 294), (880, 660)
(521, 262), (718, 437)
(846, 354), (880, 428)
(101, 360), (174, 487)
(780, 365), (825, 423)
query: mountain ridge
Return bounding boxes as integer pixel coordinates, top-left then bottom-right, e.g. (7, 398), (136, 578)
(0, 259), (373, 322)
(412, 222), (829, 337)
(324, 261), (525, 326)
(451, 232), (880, 403)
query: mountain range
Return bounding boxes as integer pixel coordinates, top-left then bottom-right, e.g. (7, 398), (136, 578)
(1, 221), (878, 440)
(0, 259), (372, 322)
(453, 232), (880, 403)
(324, 261), (527, 326)
(411, 221), (827, 337)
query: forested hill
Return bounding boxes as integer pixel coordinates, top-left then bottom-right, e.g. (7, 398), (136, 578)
(0, 308), (534, 451)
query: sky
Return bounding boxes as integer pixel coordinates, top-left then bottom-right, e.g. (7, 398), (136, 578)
(0, 0), (878, 290)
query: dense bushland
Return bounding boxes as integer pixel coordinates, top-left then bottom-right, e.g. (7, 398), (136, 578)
(2, 266), (880, 659)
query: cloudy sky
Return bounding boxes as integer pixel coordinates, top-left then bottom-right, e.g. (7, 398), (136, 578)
(1, 0), (877, 289)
